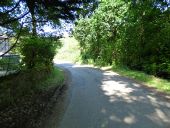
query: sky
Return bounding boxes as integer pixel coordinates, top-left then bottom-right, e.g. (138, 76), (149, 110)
(41, 20), (74, 37)
(0, 0), (76, 37)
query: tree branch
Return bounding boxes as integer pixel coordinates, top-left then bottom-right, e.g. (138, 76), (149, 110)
(0, 23), (23, 57)
(3, 0), (21, 14)
(0, 11), (29, 26)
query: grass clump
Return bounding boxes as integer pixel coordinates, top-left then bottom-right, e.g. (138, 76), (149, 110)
(0, 66), (64, 128)
(112, 64), (170, 94)
(38, 67), (64, 90)
(0, 67), (64, 109)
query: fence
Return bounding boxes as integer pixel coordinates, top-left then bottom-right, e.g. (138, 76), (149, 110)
(0, 54), (20, 77)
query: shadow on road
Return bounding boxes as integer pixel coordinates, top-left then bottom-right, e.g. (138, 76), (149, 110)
(42, 62), (170, 128)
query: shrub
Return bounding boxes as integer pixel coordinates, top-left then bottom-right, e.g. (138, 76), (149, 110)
(20, 36), (61, 70)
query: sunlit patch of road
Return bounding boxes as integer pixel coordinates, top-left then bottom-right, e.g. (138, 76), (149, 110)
(44, 61), (170, 128)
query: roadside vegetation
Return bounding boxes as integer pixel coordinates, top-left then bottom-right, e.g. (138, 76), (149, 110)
(74, 0), (170, 80)
(0, 67), (63, 107)
(112, 65), (170, 94)
(0, 0), (170, 126)
(74, 0), (170, 93)
(55, 36), (170, 94)
(0, 36), (64, 127)
(0, 1), (98, 127)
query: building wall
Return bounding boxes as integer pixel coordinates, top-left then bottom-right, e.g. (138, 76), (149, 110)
(0, 39), (9, 55)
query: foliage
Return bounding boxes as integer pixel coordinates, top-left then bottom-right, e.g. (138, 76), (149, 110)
(74, 0), (129, 65)
(0, 67), (64, 108)
(0, 0), (98, 35)
(54, 37), (81, 63)
(0, 67), (64, 128)
(112, 64), (170, 94)
(20, 36), (61, 70)
(119, 0), (170, 79)
(0, 55), (20, 70)
(74, 0), (170, 79)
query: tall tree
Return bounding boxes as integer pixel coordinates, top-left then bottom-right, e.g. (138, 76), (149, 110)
(0, 0), (98, 57)
(0, 0), (98, 36)
(74, 0), (170, 79)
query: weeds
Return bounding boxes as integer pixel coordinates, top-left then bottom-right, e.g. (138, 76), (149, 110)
(112, 64), (170, 94)
(0, 67), (64, 109)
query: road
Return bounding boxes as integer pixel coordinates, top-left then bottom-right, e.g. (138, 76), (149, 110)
(43, 62), (170, 128)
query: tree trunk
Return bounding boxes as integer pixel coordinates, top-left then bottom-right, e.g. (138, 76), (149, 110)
(25, 0), (37, 36)
(32, 13), (37, 36)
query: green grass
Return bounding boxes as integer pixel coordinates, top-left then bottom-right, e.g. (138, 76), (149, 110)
(38, 67), (64, 90)
(54, 36), (170, 94)
(112, 65), (170, 94)
(54, 37), (81, 63)
(0, 67), (64, 109)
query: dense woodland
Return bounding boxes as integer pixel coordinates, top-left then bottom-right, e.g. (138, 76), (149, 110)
(74, 0), (170, 79)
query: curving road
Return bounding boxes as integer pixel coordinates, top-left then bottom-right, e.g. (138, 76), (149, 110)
(43, 62), (170, 128)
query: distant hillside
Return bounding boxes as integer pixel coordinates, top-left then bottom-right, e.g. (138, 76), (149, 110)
(54, 37), (80, 63)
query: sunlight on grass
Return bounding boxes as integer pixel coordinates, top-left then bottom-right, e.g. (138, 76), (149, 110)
(54, 37), (81, 63)
(112, 65), (170, 94)
(38, 67), (64, 90)
(54, 36), (170, 94)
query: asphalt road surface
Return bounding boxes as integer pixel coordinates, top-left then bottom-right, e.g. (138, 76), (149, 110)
(43, 62), (170, 128)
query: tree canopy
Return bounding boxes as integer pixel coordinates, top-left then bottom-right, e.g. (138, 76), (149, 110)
(0, 0), (98, 58)
(0, 0), (98, 35)
(74, 0), (170, 79)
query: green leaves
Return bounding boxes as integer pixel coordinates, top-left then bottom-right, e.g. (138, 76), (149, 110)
(20, 36), (61, 69)
(74, 0), (128, 65)
(74, 0), (170, 79)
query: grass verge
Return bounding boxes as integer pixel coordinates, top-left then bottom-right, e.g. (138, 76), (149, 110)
(37, 67), (64, 90)
(0, 66), (64, 128)
(112, 65), (170, 94)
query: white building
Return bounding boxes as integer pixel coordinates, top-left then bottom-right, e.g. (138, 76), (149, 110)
(0, 35), (9, 55)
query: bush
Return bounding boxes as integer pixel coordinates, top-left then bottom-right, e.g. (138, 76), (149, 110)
(20, 36), (61, 70)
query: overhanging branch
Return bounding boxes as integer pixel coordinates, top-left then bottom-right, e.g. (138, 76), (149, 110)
(0, 11), (29, 26)
(0, 23), (23, 57)
(3, 0), (21, 14)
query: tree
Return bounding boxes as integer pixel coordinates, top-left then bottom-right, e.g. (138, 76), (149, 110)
(74, 0), (170, 79)
(74, 0), (128, 65)
(0, 0), (98, 57)
(120, 0), (170, 78)
(0, 0), (98, 36)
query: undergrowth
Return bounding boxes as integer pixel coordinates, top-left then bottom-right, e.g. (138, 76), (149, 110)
(0, 67), (64, 109)
(112, 64), (170, 94)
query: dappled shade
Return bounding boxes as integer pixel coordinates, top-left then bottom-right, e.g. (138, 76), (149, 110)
(44, 62), (170, 128)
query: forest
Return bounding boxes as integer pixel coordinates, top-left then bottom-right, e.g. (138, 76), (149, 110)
(74, 0), (170, 79)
